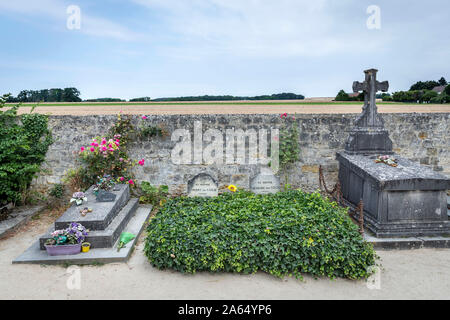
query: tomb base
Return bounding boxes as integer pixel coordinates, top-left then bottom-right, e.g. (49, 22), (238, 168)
(337, 152), (450, 238)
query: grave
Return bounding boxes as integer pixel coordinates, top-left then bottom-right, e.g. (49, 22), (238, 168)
(250, 169), (281, 195)
(187, 173), (218, 197)
(337, 69), (450, 238)
(13, 184), (152, 265)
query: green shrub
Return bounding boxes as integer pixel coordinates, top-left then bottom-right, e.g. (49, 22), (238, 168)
(49, 183), (65, 198)
(139, 181), (169, 206)
(0, 94), (53, 205)
(144, 190), (377, 280)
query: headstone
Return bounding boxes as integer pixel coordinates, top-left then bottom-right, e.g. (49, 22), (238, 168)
(96, 190), (117, 202)
(250, 173), (280, 195)
(187, 173), (218, 197)
(337, 68), (450, 238)
(345, 68), (393, 154)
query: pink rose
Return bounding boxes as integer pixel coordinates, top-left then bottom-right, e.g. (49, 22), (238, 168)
(90, 147), (95, 152)
(80, 147), (85, 152)
(128, 179), (134, 185)
(120, 177), (125, 182)
(142, 115), (147, 120)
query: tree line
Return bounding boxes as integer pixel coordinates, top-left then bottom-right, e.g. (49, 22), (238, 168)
(6, 88), (81, 103)
(335, 77), (449, 104)
(5, 89), (305, 103)
(151, 93), (305, 102)
(384, 77), (449, 103)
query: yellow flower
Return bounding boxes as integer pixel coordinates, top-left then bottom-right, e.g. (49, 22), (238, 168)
(228, 185), (237, 192)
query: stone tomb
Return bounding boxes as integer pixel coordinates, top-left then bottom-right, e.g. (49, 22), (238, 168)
(250, 172), (281, 195)
(13, 184), (152, 265)
(187, 173), (218, 197)
(337, 69), (450, 238)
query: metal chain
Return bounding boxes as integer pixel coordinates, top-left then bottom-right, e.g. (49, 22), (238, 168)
(319, 165), (364, 236)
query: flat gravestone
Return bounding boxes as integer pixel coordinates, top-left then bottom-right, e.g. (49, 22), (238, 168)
(96, 190), (117, 202)
(250, 173), (280, 195)
(187, 173), (218, 197)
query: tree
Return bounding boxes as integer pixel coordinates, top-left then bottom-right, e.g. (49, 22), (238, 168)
(335, 90), (350, 101)
(410, 80), (440, 91)
(420, 90), (438, 103)
(62, 87), (82, 102)
(438, 77), (448, 86)
(444, 84), (450, 96)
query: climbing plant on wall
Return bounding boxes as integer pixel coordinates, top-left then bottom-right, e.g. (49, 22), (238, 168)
(279, 113), (300, 185)
(0, 94), (53, 205)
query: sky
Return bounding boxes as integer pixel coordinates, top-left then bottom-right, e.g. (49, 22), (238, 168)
(0, 0), (449, 100)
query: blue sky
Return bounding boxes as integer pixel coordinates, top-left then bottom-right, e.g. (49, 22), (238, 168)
(0, 0), (449, 100)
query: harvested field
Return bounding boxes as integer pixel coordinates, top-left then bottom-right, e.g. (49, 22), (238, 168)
(13, 102), (450, 115)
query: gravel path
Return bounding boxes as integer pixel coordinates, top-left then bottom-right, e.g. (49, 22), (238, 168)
(1, 213), (449, 300)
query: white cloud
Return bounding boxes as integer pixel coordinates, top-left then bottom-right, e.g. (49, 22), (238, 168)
(132, 0), (386, 58)
(0, 0), (142, 41)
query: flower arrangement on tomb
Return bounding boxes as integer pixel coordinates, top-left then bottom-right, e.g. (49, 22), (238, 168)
(375, 155), (398, 167)
(45, 222), (89, 246)
(70, 192), (88, 206)
(93, 174), (116, 196)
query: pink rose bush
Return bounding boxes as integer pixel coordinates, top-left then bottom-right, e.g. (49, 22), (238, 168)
(77, 131), (145, 187)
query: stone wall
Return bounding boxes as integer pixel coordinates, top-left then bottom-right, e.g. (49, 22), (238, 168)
(34, 113), (450, 194)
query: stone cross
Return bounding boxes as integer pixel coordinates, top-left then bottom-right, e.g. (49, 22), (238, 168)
(352, 69), (389, 128)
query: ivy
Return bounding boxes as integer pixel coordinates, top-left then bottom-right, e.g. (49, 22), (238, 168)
(144, 190), (378, 280)
(279, 114), (300, 185)
(0, 94), (53, 205)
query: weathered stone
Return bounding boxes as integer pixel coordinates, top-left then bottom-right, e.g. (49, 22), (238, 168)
(250, 171), (280, 195)
(29, 113), (449, 195)
(187, 173), (218, 197)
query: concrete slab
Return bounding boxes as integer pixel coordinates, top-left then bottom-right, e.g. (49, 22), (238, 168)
(0, 206), (45, 239)
(12, 205), (152, 265)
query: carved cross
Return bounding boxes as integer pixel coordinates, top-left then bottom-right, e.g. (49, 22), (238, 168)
(352, 69), (389, 128)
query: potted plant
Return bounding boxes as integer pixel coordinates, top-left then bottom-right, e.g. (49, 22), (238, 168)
(44, 222), (89, 256)
(70, 192), (88, 206)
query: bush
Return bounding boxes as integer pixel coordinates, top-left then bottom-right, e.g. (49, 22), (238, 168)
(139, 181), (168, 206)
(49, 183), (65, 199)
(144, 190), (377, 280)
(67, 113), (139, 189)
(0, 95), (53, 205)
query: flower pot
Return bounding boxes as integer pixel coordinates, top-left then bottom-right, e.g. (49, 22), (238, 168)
(44, 243), (82, 256)
(81, 242), (91, 253)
